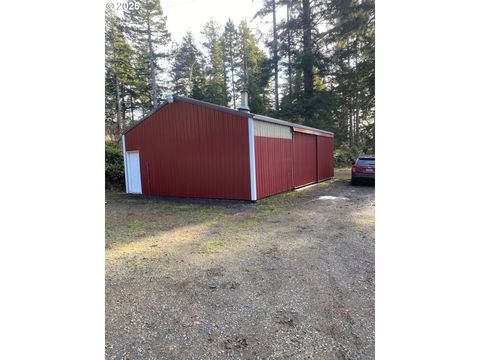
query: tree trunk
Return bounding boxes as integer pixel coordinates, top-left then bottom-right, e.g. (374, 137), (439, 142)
(272, 0), (279, 112)
(112, 28), (122, 139)
(222, 60), (228, 106)
(286, 0), (293, 97)
(130, 95), (135, 123)
(354, 41), (360, 146)
(114, 72), (122, 138)
(302, 0), (313, 125)
(349, 102), (353, 147)
(347, 38), (353, 146)
(231, 66), (236, 108)
(147, 16), (158, 109)
(242, 38), (248, 89)
(354, 92), (360, 146)
(372, 112), (375, 154)
(121, 85), (127, 132)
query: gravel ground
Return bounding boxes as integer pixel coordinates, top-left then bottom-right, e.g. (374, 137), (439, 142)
(105, 168), (375, 359)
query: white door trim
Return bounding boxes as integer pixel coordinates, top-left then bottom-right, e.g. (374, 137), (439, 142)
(248, 117), (257, 201)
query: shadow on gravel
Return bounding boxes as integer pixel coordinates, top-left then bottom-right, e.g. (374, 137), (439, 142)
(105, 172), (375, 359)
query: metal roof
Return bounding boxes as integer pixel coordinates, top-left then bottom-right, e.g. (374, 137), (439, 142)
(123, 95), (333, 136)
(173, 95), (251, 118)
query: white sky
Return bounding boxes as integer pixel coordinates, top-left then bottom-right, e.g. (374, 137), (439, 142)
(161, 0), (284, 52)
(111, 0), (290, 54)
(111, 0), (289, 96)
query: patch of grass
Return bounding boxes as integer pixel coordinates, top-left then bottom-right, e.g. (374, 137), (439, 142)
(129, 257), (145, 270)
(283, 190), (301, 198)
(318, 180), (334, 187)
(231, 220), (255, 230)
(174, 204), (200, 211)
(255, 205), (280, 216)
(105, 224), (114, 232)
(202, 240), (225, 252)
(147, 201), (170, 210)
(205, 219), (220, 227)
(127, 220), (144, 229)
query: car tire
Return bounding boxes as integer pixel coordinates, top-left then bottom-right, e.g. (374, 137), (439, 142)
(351, 178), (357, 185)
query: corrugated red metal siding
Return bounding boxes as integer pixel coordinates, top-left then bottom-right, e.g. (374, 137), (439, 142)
(255, 137), (293, 199)
(124, 100), (251, 200)
(293, 132), (318, 187)
(317, 135), (334, 181)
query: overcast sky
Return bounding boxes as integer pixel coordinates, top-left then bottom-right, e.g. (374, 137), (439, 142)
(161, 0), (285, 52)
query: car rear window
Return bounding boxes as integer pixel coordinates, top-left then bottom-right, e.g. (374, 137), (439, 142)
(356, 159), (375, 165)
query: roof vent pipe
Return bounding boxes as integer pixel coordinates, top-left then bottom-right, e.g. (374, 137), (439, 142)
(238, 90), (250, 112)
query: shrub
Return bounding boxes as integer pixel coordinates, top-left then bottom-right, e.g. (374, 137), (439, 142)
(334, 145), (361, 168)
(105, 143), (124, 190)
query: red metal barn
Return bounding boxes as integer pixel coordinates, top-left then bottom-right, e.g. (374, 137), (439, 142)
(122, 95), (334, 201)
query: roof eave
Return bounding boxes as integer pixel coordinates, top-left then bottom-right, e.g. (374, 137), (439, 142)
(173, 95), (252, 118)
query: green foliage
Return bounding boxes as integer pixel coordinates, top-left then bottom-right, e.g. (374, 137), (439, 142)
(333, 144), (374, 168)
(171, 31), (207, 99)
(237, 20), (272, 114)
(202, 20), (229, 106)
(123, 0), (170, 110)
(105, 1), (375, 165)
(334, 146), (356, 168)
(222, 19), (240, 108)
(105, 143), (124, 189)
(105, 9), (137, 139)
(276, 0), (374, 153)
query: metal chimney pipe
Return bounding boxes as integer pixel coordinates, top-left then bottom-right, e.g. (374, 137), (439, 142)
(238, 90), (250, 112)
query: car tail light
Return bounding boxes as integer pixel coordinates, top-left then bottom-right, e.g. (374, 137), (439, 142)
(352, 166), (356, 172)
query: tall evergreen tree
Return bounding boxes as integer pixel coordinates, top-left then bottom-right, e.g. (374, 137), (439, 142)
(237, 20), (272, 114)
(171, 31), (207, 99)
(201, 20), (229, 106)
(105, 0), (374, 156)
(323, 0), (375, 149)
(124, 0), (170, 111)
(254, 0), (280, 112)
(222, 19), (240, 108)
(105, 8), (136, 139)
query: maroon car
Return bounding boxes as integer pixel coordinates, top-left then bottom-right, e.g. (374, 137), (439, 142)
(351, 156), (375, 184)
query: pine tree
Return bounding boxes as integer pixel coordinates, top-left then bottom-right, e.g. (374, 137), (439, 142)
(105, 8), (136, 140)
(254, 0), (280, 112)
(171, 31), (207, 98)
(221, 19), (240, 108)
(237, 20), (272, 114)
(201, 20), (229, 106)
(323, 0), (375, 150)
(104, 0), (374, 156)
(275, 0), (301, 113)
(123, 0), (170, 111)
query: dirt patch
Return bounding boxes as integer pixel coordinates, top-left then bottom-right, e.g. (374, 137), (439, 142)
(106, 168), (375, 359)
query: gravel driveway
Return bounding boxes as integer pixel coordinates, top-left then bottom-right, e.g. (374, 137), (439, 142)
(105, 168), (375, 359)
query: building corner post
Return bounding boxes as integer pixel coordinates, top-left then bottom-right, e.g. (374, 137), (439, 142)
(248, 117), (257, 202)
